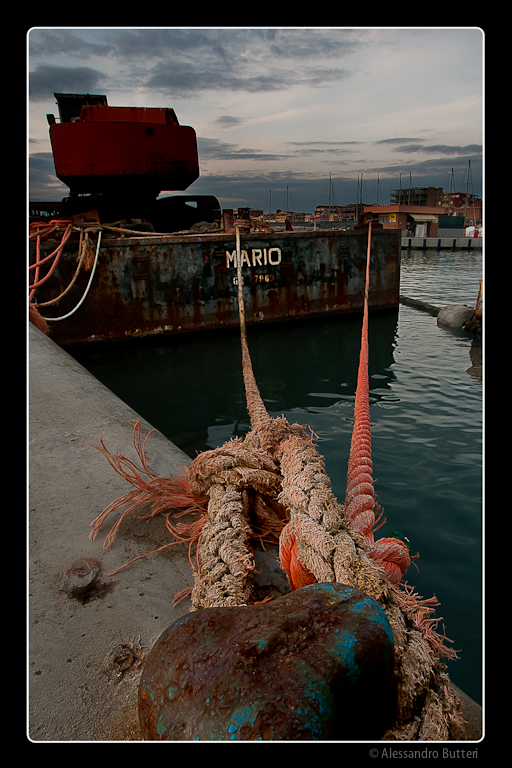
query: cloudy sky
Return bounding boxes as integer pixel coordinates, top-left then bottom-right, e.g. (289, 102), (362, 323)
(28, 27), (484, 213)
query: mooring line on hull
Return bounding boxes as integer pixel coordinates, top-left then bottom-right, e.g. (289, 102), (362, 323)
(29, 222), (73, 299)
(40, 231), (102, 323)
(33, 229), (97, 308)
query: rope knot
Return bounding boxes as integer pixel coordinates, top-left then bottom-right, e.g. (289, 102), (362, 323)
(367, 537), (413, 584)
(187, 438), (282, 498)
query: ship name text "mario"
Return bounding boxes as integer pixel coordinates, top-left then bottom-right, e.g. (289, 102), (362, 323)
(226, 248), (282, 268)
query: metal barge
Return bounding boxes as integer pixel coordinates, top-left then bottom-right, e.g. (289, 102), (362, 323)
(29, 93), (401, 347)
(29, 226), (401, 347)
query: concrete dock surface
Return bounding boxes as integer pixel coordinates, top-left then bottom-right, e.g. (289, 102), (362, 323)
(28, 322), (203, 740)
(27, 322), (482, 742)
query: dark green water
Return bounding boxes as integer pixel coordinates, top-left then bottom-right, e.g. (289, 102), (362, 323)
(71, 249), (483, 704)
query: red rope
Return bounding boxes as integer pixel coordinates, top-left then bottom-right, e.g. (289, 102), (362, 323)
(279, 521), (316, 591)
(344, 221), (374, 534)
(343, 222), (412, 582)
(279, 222), (413, 589)
(28, 222), (73, 301)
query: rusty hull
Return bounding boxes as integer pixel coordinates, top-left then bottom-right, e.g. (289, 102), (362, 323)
(30, 228), (401, 347)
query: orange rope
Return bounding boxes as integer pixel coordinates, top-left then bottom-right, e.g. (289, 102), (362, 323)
(343, 221), (412, 583)
(344, 221), (375, 534)
(29, 221), (59, 239)
(28, 222), (73, 299)
(279, 221), (413, 589)
(279, 522), (316, 591)
(29, 221), (77, 335)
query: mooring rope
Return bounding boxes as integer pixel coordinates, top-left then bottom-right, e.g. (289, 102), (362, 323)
(90, 221), (465, 739)
(38, 231), (102, 323)
(278, 223), (412, 588)
(342, 223), (413, 583)
(28, 222), (73, 300)
(33, 228), (97, 308)
(344, 220), (375, 535)
(186, 225), (284, 608)
(29, 222), (102, 330)
(235, 225), (271, 431)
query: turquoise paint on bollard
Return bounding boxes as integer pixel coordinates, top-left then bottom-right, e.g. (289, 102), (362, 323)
(139, 583), (397, 741)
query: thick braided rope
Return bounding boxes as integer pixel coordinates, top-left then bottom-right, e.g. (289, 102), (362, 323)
(235, 225), (272, 431)
(343, 223), (412, 582)
(187, 229), (278, 609)
(91, 223), (464, 738)
(272, 224), (463, 738)
(278, 223), (411, 589)
(187, 437), (282, 609)
(344, 221), (374, 532)
(190, 482), (255, 608)
(274, 425), (463, 739)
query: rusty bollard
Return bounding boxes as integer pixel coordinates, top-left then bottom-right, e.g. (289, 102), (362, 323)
(139, 583), (396, 741)
(64, 558), (100, 597)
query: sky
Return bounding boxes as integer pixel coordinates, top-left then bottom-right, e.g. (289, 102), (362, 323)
(27, 27), (484, 214)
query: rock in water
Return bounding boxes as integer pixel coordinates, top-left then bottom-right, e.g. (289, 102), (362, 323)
(139, 583), (396, 741)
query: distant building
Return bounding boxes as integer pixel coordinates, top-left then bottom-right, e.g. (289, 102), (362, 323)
(365, 186), (482, 235)
(384, 186), (481, 228)
(363, 204), (440, 237)
(390, 186), (443, 207)
(314, 203), (363, 221)
(226, 185), (482, 232)
(232, 207), (264, 219)
(436, 192), (482, 225)
(270, 209), (308, 223)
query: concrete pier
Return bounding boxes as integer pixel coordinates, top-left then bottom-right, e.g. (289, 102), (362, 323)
(27, 322), (482, 742)
(28, 322), (196, 741)
(401, 236), (482, 250)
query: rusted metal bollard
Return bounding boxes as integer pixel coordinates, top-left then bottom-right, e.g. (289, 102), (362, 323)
(138, 583), (396, 741)
(64, 558), (99, 597)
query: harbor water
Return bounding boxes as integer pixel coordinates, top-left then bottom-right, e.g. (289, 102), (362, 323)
(71, 248), (483, 705)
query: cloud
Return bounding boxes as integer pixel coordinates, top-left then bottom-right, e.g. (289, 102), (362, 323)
(287, 141), (363, 147)
(146, 61), (293, 95)
(100, 27), (234, 61)
(365, 154), (482, 191)
(145, 61), (352, 97)
(28, 29), (111, 59)
(268, 30), (365, 59)
(286, 140), (362, 157)
(29, 151), (67, 199)
(198, 137), (286, 162)
(214, 116), (245, 129)
(392, 143), (482, 156)
(99, 27), (365, 67)
(29, 29), (359, 101)
(190, 169), (336, 211)
(29, 65), (106, 100)
(376, 137), (427, 144)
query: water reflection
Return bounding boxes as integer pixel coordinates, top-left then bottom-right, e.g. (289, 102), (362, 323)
(73, 309), (399, 457)
(432, 325), (482, 386)
(466, 340), (482, 382)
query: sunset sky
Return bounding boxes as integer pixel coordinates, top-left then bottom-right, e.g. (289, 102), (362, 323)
(28, 27), (484, 213)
